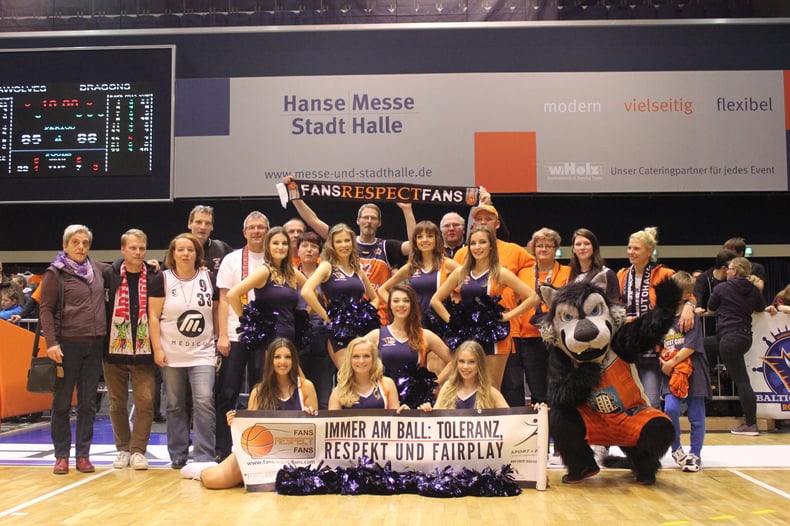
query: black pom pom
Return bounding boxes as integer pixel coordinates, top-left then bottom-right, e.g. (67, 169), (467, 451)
(274, 460), (521, 498)
(293, 308), (312, 350)
(326, 295), (380, 347)
(393, 363), (438, 408)
(237, 301), (277, 351)
(445, 295), (510, 350)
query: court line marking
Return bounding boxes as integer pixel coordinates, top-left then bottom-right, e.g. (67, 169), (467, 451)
(729, 469), (790, 500)
(0, 468), (115, 519)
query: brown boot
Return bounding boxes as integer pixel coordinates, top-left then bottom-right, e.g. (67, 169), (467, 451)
(53, 457), (69, 475)
(76, 457), (95, 473)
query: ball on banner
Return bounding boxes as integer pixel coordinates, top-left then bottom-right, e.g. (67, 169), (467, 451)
(241, 424), (274, 457)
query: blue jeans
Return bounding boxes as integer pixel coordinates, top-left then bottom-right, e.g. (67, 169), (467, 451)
(298, 322), (334, 410)
(664, 394), (706, 457)
(718, 330), (756, 425)
(638, 359), (662, 409)
(214, 341), (258, 458)
(51, 338), (104, 458)
(162, 365), (216, 463)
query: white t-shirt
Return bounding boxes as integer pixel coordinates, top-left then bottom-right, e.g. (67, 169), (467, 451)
(216, 248), (266, 342)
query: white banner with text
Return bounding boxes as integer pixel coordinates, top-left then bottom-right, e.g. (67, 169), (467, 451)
(176, 70), (789, 197)
(230, 405), (549, 492)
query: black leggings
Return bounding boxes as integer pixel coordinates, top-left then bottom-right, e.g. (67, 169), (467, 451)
(718, 331), (756, 425)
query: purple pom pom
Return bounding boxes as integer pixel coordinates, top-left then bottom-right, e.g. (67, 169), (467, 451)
(237, 301), (278, 351)
(445, 295), (510, 350)
(326, 295), (380, 347)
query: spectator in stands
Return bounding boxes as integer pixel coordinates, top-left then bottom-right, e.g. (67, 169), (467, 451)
(10, 274), (31, 303)
(772, 284), (790, 314)
(283, 218), (306, 265)
(282, 175), (416, 317)
(0, 259), (6, 283)
(723, 237), (766, 290)
(295, 231), (333, 410)
(8, 283), (40, 324)
(213, 211), (269, 462)
(708, 257), (777, 436)
(39, 224), (108, 475)
(0, 281), (23, 321)
(440, 212), (466, 259)
(149, 233), (219, 469)
(187, 204), (233, 282)
(103, 229), (158, 471)
(504, 227), (570, 408)
(617, 226), (695, 409)
(694, 250), (737, 312)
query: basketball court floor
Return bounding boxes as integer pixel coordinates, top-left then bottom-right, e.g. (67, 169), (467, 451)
(0, 414), (788, 525)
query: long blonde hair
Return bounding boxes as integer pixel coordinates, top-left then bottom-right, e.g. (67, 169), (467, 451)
(434, 340), (495, 409)
(459, 225), (501, 286)
(334, 337), (385, 408)
(322, 223), (361, 270)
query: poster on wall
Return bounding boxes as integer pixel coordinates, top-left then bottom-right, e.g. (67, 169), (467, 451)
(174, 70), (789, 198)
(749, 312), (790, 420)
(230, 406), (549, 492)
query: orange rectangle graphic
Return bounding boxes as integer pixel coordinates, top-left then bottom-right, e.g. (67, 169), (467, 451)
(474, 131), (537, 193)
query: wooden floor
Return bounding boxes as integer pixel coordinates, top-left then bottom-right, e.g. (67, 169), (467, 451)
(0, 432), (788, 526)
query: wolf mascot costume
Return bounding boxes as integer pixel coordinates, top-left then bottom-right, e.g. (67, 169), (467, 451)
(539, 272), (680, 485)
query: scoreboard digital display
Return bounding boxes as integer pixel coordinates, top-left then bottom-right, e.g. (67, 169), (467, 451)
(0, 46), (174, 203)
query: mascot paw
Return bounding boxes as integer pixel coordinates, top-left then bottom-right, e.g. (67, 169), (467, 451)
(561, 465), (600, 484)
(636, 473), (657, 485)
(602, 456), (632, 470)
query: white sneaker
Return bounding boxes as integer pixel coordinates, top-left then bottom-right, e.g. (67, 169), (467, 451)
(180, 461), (218, 480)
(113, 451), (130, 469)
(592, 445), (609, 466)
(130, 452), (149, 471)
(671, 447), (687, 467)
(548, 451), (564, 466)
(682, 453), (701, 472)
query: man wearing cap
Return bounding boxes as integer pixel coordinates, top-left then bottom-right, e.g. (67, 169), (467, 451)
(453, 204), (534, 390)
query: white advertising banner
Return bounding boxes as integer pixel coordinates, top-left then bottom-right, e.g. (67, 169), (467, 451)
(749, 312), (790, 421)
(175, 70), (788, 197)
(230, 405), (549, 492)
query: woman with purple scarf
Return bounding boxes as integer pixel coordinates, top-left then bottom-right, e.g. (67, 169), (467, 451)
(39, 224), (108, 475)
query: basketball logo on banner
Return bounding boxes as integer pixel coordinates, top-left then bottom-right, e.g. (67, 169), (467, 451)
(758, 327), (790, 412)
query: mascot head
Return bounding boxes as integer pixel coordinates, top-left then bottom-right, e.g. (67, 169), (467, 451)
(539, 272), (626, 364)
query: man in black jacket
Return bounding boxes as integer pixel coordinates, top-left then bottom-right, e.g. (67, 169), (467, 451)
(103, 228), (158, 471)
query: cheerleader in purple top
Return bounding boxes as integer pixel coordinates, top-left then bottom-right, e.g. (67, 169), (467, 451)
(328, 337), (405, 411)
(431, 225), (539, 390)
(228, 228), (306, 373)
(378, 221), (459, 332)
(365, 284), (452, 406)
(183, 338), (317, 489)
(419, 341), (508, 411)
(302, 224), (379, 369)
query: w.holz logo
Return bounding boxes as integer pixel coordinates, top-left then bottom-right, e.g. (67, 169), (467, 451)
(177, 310), (206, 337)
(546, 162), (602, 176)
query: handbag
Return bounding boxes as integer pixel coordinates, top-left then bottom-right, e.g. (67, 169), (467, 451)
(26, 321), (62, 394)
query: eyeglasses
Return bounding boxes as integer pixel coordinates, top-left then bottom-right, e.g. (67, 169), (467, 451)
(244, 225), (269, 231)
(441, 223), (463, 229)
(727, 267), (736, 271)
(535, 245), (556, 250)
